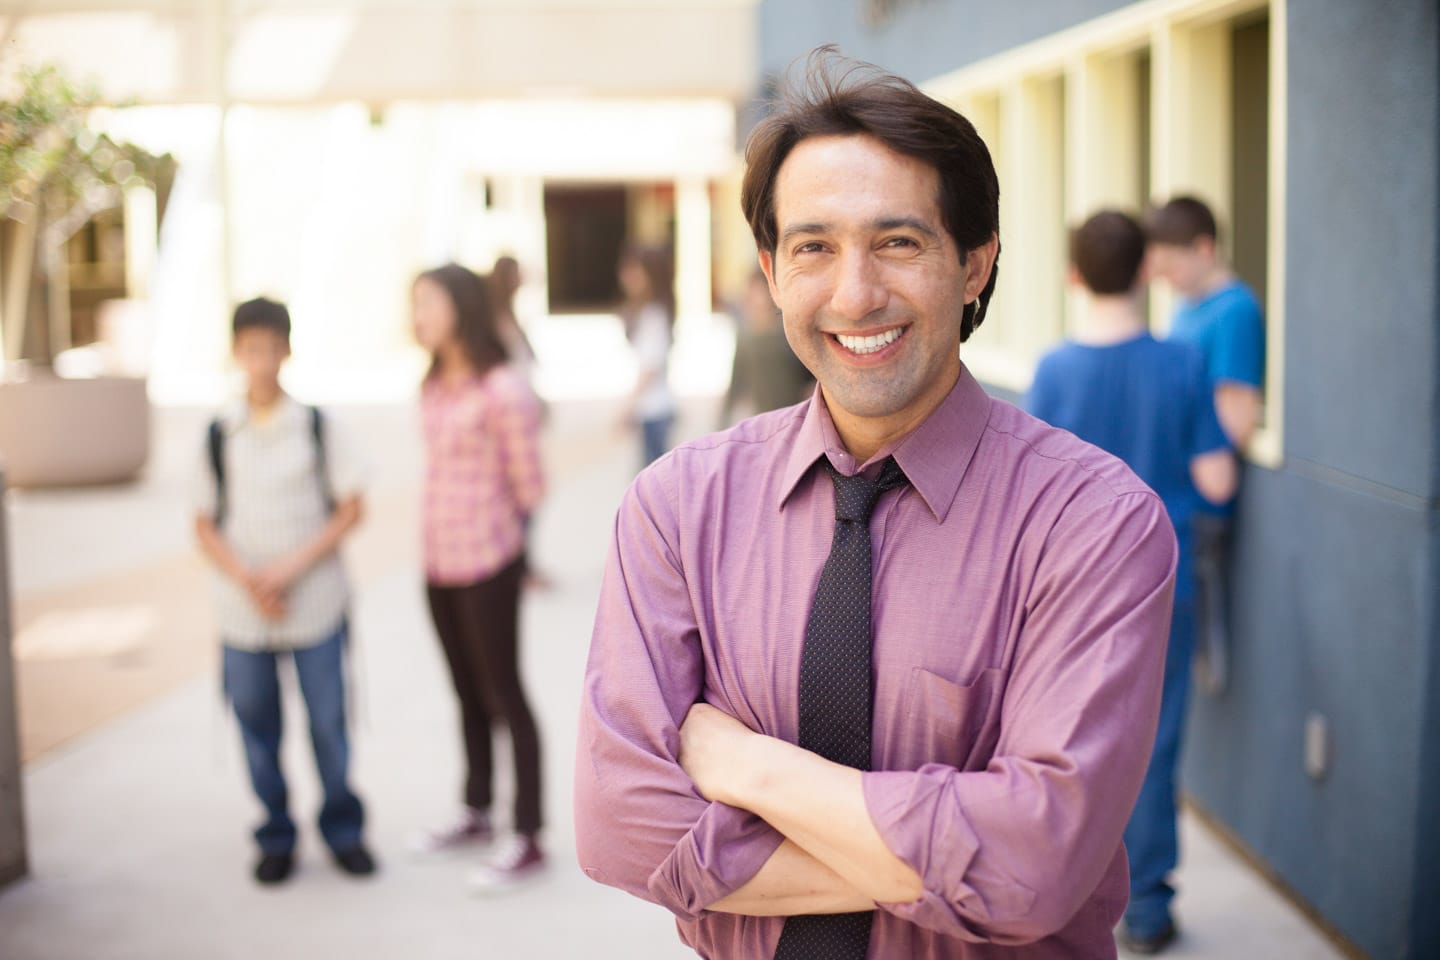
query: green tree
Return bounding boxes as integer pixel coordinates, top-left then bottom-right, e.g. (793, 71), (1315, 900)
(0, 63), (175, 364)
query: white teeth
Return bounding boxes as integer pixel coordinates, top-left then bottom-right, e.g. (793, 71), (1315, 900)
(836, 327), (902, 354)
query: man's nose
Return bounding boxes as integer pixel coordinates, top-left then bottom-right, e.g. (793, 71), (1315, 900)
(829, 250), (888, 321)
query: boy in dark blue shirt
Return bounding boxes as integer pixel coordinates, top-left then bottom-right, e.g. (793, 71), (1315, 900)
(1028, 210), (1235, 955)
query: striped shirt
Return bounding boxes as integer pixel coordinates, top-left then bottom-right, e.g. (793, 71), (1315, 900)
(421, 364), (545, 586)
(193, 395), (364, 651)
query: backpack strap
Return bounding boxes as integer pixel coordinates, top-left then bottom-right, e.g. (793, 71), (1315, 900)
(206, 417), (227, 527)
(309, 405), (337, 515)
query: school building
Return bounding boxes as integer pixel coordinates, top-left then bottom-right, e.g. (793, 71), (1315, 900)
(755, 1), (1437, 957)
(0, 1), (1436, 957)
(0, 0), (764, 406)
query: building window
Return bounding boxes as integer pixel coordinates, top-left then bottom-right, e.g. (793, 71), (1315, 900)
(926, 0), (1286, 466)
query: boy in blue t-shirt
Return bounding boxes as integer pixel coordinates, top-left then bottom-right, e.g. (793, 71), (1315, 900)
(1145, 196), (1265, 452)
(1145, 196), (1265, 696)
(1028, 210), (1235, 955)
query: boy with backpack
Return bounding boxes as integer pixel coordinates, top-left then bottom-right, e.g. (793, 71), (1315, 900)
(1027, 211), (1236, 954)
(193, 297), (375, 885)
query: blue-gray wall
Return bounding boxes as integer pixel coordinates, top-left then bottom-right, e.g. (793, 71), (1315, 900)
(756, 2), (1440, 958)
(1187, 6), (1438, 958)
(758, 0), (1135, 85)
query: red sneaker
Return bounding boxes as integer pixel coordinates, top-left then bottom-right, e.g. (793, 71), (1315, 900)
(466, 835), (547, 895)
(408, 808), (493, 857)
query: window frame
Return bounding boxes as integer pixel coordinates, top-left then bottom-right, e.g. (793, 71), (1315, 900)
(925, 0), (1287, 468)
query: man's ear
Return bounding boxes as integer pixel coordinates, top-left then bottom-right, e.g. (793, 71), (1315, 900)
(1065, 263), (1083, 289)
(759, 250), (780, 302)
(962, 233), (1000, 302)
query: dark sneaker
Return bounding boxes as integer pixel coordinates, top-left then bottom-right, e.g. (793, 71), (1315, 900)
(254, 852), (294, 886)
(333, 845), (377, 877)
(466, 836), (546, 895)
(1118, 920), (1178, 955)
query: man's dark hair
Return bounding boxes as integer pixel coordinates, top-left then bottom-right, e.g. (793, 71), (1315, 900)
(742, 46), (1001, 342)
(1070, 211), (1147, 296)
(416, 262), (510, 379)
(1144, 195), (1218, 247)
(232, 297), (291, 340)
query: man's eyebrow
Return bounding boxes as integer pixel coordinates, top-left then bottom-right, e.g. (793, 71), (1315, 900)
(875, 216), (941, 238)
(778, 222), (828, 246)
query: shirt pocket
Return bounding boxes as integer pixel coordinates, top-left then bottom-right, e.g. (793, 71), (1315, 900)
(904, 666), (1005, 772)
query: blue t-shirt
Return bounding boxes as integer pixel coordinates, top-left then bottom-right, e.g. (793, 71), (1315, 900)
(1027, 334), (1230, 600)
(1168, 279), (1265, 388)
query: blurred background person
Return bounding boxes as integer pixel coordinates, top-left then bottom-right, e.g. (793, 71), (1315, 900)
(615, 244), (677, 468)
(717, 268), (813, 429)
(489, 255), (539, 386)
(1027, 210), (1236, 955)
(193, 297), (374, 887)
(1144, 196), (1264, 452)
(1145, 195), (1265, 696)
(488, 254), (552, 591)
(408, 263), (548, 893)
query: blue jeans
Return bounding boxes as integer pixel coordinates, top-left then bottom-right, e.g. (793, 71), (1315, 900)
(223, 622), (365, 856)
(1123, 599), (1195, 937)
(641, 415), (673, 468)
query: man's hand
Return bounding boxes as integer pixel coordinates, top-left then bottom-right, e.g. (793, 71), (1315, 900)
(678, 702), (761, 806)
(678, 701), (924, 906)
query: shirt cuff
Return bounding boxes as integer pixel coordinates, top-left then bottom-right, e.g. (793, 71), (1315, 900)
(863, 767), (1036, 935)
(646, 800), (785, 920)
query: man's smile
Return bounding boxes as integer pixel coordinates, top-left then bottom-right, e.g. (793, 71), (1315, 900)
(832, 324), (908, 357)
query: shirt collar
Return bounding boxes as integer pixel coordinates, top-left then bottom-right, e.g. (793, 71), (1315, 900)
(221, 391), (302, 432)
(777, 364), (991, 523)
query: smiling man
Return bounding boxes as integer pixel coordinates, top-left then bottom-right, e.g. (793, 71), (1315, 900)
(575, 49), (1177, 959)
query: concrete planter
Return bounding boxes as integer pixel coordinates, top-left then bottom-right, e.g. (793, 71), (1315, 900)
(0, 374), (150, 487)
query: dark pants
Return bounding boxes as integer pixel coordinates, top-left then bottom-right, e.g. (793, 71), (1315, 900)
(426, 555), (543, 836)
(223, 622), (365, 856)
(641, 415), (673, 468)
(1191, 512), (1233, 695)
(1123, 599), (1195, 938)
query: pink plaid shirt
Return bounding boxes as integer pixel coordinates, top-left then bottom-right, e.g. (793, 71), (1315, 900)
(421, 365), (545, 586)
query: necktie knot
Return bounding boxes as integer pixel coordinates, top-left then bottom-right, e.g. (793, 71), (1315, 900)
(826, 456), (907, 522)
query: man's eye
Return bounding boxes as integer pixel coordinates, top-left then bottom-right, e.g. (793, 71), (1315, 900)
(884, 237), (919, 249)
(794, 242), (825, 255)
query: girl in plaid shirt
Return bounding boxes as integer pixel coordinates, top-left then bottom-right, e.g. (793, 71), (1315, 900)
(409, 263), (548, 892)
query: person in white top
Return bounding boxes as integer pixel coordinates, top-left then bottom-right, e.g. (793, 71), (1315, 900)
(193, 297), (374, 886)
(617, 244), (677, 468)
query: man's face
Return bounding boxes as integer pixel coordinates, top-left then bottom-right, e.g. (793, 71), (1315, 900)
(1146, 240), (1213, 298)
(760, 134), (995, 442)
(232, 326), (289, 386)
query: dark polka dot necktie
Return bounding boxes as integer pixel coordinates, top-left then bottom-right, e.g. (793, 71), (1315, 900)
(773, 455), (909, 960)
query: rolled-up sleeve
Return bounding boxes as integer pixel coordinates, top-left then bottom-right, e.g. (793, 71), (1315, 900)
(862, 491), (1175, 944)
(574, 465), (784, 919)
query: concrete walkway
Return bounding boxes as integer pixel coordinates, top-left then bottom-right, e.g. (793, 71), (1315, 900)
(0, 400), (1348, 959)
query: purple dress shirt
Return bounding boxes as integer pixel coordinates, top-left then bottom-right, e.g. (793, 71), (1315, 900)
(575, 366), (1176, 959)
